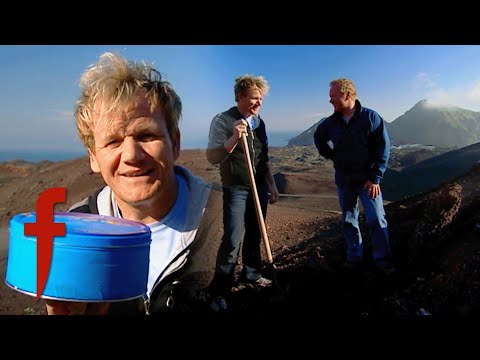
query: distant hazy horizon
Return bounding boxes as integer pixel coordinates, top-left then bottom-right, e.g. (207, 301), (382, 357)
(0, 129), (301, 163)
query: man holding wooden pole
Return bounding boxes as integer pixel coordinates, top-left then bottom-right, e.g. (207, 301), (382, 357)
(206, 74), (279, 312)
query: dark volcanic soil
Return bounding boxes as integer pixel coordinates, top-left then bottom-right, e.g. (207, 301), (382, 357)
(1, 147), (479, 316)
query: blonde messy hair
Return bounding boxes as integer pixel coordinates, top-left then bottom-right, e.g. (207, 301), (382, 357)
(234, 74), (269, 102)
(75, 52), (182, 151)
(330, 78), (357, 101)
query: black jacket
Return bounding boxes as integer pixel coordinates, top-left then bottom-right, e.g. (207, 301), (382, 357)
(69, 167), (221, 314)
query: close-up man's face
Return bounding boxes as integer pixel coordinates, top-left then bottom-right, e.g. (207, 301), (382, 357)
(88, 93), (180, 208)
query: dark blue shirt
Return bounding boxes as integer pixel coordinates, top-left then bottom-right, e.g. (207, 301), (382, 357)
(314, 100), (390, 188)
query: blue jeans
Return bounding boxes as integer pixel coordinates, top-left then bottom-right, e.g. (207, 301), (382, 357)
(210, 182), (268, 295)
(336, 184), (391, 266)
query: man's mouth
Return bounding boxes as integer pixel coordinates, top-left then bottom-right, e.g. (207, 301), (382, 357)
(122, 169), (153, 177)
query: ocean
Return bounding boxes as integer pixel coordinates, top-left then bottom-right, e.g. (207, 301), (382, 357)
(0, 149), (87, 163)
(182, 130), (301, 150)
(0, 130), (302, 163)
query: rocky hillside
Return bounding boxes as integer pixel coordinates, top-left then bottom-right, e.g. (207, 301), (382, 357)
(383, 141), (480, 201)
(388, 99), (480, 148)
(2, 147), (480, 316)
(228, 161), (480, 316)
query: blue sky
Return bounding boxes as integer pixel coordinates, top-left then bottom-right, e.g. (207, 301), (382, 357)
(1, 45), (479, 153)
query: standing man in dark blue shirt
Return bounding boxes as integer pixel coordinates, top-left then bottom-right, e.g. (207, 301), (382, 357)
(314, 78), (394, 275)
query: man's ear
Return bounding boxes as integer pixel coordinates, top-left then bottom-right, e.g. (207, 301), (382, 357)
(88, 149), (101, 173)
(172, 129), (181, 161)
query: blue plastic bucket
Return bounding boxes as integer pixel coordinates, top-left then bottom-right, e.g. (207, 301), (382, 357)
(5, 212), (151, 302)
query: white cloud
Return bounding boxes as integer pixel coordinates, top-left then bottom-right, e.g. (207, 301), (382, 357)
(467, 80), (480, 102)
(424, 89), (453, 107)
(413, 73), (480, 111)
(427, 85), (480, 110)
(413, 72), (439, 91)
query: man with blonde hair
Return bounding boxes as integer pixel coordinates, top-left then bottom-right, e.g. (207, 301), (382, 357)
(314, 78), (394, 275)
(206, 74), (279, 311)
(44, 52), (215, 315)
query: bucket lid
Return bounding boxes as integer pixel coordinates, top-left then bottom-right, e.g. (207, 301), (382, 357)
(10, 212), (151, 247)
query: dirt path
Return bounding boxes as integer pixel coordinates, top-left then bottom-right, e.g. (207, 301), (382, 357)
(0, 228), (8, 255)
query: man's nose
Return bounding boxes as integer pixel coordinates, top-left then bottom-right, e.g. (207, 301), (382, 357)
(121, 137), (145, 162)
